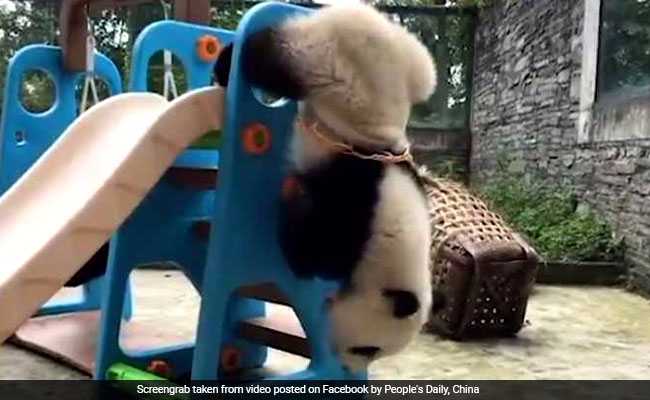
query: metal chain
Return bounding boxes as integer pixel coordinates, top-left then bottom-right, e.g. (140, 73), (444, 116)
(160, 0), (178, 100)
(80, 5), (99, 113)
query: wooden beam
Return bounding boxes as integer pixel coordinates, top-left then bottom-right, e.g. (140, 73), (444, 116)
(173, 0), (211, 25)
(60, 0), (213, 72)
(89, 0), (152, 9)
(59, 0), (151, 71)
(59, 0), (88, 71)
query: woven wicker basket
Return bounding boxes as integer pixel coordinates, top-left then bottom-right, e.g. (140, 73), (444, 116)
(421, 174), (539, 340)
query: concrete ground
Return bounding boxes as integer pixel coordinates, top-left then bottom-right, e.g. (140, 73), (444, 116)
(1, 270), (649, 379)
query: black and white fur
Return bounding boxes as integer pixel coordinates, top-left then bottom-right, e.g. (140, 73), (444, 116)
(217, 3), (436, 372)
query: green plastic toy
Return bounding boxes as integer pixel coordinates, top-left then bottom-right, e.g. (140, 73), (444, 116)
(106, 363), (167, 380)
(106, 363), (192, 400)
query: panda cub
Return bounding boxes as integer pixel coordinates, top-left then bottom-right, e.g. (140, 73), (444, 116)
(217, 3), (436, 372)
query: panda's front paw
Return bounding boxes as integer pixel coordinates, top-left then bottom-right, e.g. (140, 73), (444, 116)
(214, 43), (233, 87)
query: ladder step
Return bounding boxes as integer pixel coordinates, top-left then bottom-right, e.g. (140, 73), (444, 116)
(165, 167), (218, 190)
(239, 308), (309, 358)
(237, 283), (291, 306)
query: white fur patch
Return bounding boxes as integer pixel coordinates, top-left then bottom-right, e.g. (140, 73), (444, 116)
(329, 166), (432, 372)
(279, 3), (436, 373)
(279, 3), (437, 148)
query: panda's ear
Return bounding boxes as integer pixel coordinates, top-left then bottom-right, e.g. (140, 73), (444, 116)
(214, 42), (234, 87)
(406, 35), (437, 103)
(242, 27), (308, 100)
(382, 289), (420, 319)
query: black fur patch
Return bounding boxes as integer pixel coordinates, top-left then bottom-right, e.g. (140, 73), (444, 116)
(65, 243), (109, 287)
(279, 155), (385, 283)
(214, 43), (234, 87)
(382, 289), (420, 318)
(348, 346), (381, 358)
(242, 28), (307, 99)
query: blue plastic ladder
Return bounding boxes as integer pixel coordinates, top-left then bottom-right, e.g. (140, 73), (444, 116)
(95, 21), (236, 380)
(191, 2), (362, 380)
(96, 2), (366, 381)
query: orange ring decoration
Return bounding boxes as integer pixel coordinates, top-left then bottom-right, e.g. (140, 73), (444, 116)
(282, 176), (304, 200)
(242, 123), (272, 155)
(197, 35), (222, 62)
(147, 360), (172, 378)
(220, 345), (242, 373)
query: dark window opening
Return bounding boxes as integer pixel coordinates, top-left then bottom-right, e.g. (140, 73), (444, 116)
(598, 0), (650, 101)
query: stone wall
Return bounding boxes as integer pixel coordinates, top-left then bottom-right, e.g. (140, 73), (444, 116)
(470, 0), (650, 293)
(410, 128), (470, 183)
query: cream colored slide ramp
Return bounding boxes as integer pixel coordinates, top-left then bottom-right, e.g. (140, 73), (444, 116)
(0, 86), (224, 343)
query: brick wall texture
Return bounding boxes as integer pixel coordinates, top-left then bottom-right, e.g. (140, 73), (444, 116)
(470, 0), (650, 292)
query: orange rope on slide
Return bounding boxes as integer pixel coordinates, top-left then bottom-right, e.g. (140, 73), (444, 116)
(296, 117), (413, 164)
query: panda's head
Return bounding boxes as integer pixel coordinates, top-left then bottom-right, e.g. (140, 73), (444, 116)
(216, 3), (436, 151)
(328, 287), (427, 373)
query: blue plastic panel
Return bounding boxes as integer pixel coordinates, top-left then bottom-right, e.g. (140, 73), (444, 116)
(192, 2), (361, 380)
(0, 44), (132, 318)
(0, 45), (121, 193)
(95, 22), (235, 379)
(129, 21), (234, 170)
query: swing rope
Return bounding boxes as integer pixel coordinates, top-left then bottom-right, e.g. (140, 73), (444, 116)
(80, 5), (99, 113)
(160, 0), (178, 100)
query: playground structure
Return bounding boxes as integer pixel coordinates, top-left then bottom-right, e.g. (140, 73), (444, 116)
(0, 43), (134, 321)
(0, 0), (359, 382)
